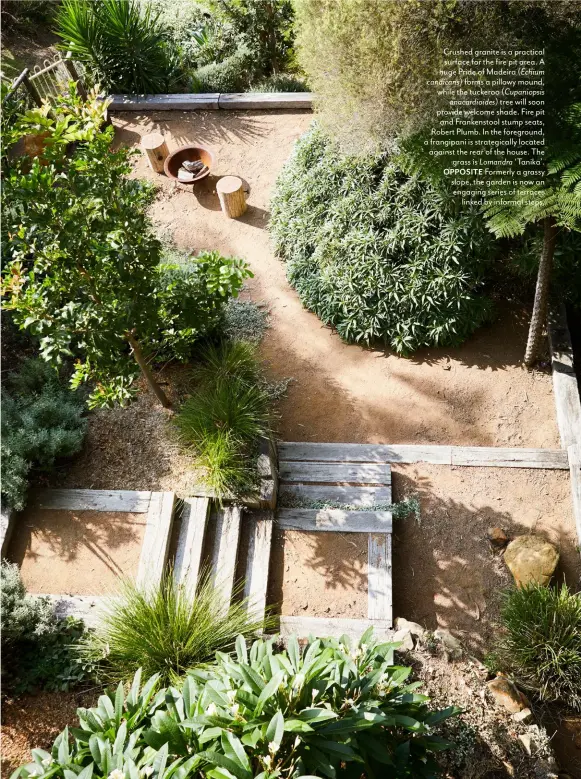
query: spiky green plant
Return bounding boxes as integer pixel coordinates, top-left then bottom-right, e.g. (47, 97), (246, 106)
(174, 341), (272, 498)
(496, 583), (581, 711)
(81, 570), (272, 686)
(55, 0), (182, 93)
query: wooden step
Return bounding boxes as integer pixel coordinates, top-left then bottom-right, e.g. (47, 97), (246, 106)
(279, 442), (569, 469)
(280, 461), (391, 485)
(368, 534), (392, 624)
(279, 616), (393, 641)
(31, 488), (153, 512)
(279, 442), (452, 464)
(243, 511), (273, 624)
(174, 497), (210, 593)
(136, 492), (175, 590)
(211, 505), (242, 613)
(280, 483), (391, 506)
(277, 508), (392, 533)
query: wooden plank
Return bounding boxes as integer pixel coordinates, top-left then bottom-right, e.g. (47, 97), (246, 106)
(32, 488), (152, 513)
(218, 92), (313, 110)
(109, 93), (220, 111)
(279, 442), (452, 464)
(277, 508), (392, 533)
(243, 512), (273, 623)
(280, 483), (392, 506)
(368, 533), (392, 624)
(280, 461), (391, 485)
(211, 505), (242, 612)
(278, 616), (393, 641)
(568, 445), (581, 551)
(174, 497), (210, 593)
(451, 447), (569, 469)
(548, 302), (581, 449)
(40, 595), (115, 629)
(136, 492), (175, 590)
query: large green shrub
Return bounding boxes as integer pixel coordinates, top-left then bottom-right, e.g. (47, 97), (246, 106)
(1, 358), (87, 511)
(1, 561), (95, 693)
(81, 570), (272, 686)
(174, 340), (272, 498)
(492, 583), (581, 711)
(14, 631), (459, 779)
(55, 0), (182, 93)
(1, 93), (251, 409)
(270, 125), (495, 355)
(191, 45), (257, 93)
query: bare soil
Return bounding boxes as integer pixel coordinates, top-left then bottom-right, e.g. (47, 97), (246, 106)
(268, 529), (368, 618)
(1, 690), (97, 776)
(8, 508), (146, 594)
(114, 109), (560, 451)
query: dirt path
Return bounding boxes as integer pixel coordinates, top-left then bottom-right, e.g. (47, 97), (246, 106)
(114, 110), (560, 449)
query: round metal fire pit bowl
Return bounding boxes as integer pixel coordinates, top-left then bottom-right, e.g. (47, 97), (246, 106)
(164, 144), (215, 183)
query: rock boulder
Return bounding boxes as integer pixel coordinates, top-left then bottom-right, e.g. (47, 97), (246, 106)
(503, 534), (559, 587)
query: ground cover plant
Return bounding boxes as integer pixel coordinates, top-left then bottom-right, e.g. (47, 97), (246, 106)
(270, 125), (495, 355)
(1, 90), (251, 409)
(488, 582), (581, 712)
(1, 358), (87, 511)
(81, 570), (271, 687)
(14, 630), (459, 779)
(1, 561), (95, 693)
(174, 340), (273, 499)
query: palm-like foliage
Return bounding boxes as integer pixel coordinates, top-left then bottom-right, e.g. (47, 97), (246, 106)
(56, 0), (181, 93)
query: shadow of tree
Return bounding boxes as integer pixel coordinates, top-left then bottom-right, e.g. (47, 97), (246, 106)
(8, 507), (144, 582)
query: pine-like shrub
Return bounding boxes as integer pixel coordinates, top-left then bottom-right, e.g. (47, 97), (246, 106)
(1, 359), (87, 510)
(494, 583), (581, 711)
(14, 631), (459, 779)
(270, 125), (496, 354)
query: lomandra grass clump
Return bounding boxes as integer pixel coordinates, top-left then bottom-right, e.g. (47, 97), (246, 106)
(496, 583), (581, 711)
(174, 341), (272, 498)
(270, 125), (495, 355)
(82, 571), (271, 686)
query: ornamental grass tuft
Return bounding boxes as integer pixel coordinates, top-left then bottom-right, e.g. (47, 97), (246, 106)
(495, 582), (581, 711)
(81, 570), (272, 686)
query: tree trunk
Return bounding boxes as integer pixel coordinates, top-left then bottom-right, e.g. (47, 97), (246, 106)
(126, 332), (171, 408)
(524, 217), (558, 367)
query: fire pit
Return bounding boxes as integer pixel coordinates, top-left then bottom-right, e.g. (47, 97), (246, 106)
(164, 144), (214, 183)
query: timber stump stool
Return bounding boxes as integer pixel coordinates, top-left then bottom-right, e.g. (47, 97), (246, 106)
(141, 132), (169, 173)
(216, 176), (247, 218)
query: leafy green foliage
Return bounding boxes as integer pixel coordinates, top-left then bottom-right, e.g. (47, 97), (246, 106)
(191, 45), (257, 93)
(155, 252), (252, 362)
(270, 125), (495, 354)
(1, 358), (87, 511)
(14, 631), (459, 779)
(1, 561), (95, 693)
(1, 92), (250, 408)
(174, 341), (272, 498)
(210, 0), (297, 76)
(55, 0), (183, 93)
(494, 583), (581, 711)
(81, 571), (272, 686)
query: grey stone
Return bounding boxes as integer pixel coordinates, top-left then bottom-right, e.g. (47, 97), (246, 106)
(392, 629), (415, 651)
(434, 628), (463, 660)
(394, 617), (425, 638)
